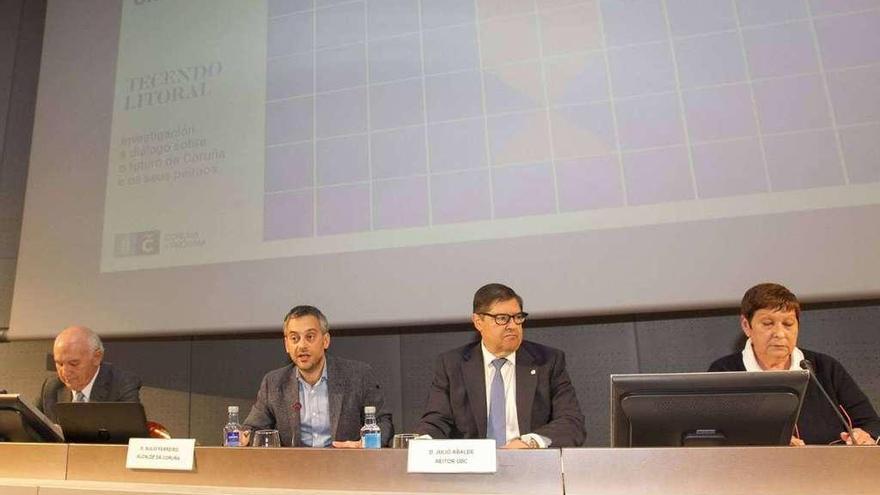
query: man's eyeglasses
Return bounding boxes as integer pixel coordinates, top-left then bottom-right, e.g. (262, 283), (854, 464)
(477, 312), (529, 325)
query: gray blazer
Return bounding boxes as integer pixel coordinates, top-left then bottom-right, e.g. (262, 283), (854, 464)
(243, 355), (393, 447)
(36, 362), (143, 423)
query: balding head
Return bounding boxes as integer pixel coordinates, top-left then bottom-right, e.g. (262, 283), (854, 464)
(55, 326), (104, 352)
(53, 326), (104, 392)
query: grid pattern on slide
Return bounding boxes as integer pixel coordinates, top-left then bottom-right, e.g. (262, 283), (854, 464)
(262, 0), (880, 240)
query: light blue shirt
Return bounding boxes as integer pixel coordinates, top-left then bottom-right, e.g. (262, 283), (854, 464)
(297, 363), (331, 447)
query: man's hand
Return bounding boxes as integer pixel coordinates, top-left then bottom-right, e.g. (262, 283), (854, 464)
(239, 430), (251, 447)
(841, 428), (877, 446)
(503, 438), (530, 449)
(789, 436), (805, 446)
(332, 440), (363, 448)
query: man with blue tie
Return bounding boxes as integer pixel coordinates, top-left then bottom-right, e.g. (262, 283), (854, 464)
(416, 284), (586, 448)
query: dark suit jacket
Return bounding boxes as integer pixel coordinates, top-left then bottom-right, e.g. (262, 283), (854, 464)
(36, 362), (143, 423)
(416, 340), (586, 447)
(243, 355), (394, 447)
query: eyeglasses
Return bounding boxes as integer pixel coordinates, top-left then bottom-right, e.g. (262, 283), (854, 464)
(477, 312), (528, 325)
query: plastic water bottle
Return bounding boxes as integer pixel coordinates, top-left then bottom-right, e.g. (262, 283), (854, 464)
(223, 405), (242, 447)
(360, 405), (382, 449)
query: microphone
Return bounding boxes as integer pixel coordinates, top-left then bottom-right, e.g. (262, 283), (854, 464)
(799, 359), (858, 444)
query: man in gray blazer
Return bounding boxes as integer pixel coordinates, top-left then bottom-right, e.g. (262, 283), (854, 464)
(37, 326), (142, 423)
(243, 305), (393, 447)
(416, 284), (586, 448)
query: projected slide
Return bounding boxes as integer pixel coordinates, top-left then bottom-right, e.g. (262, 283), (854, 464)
(103, 1), (880, 272)
(102, 0), (267, 272)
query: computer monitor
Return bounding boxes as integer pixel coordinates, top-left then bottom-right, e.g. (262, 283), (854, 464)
(610, 371), (809, 447)
(55, 402), (149, 444)
(0, 394), (65, 442)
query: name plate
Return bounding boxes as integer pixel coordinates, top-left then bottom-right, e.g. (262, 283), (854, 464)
(407, 439), (497, 473)
(126, 438), (196, 471)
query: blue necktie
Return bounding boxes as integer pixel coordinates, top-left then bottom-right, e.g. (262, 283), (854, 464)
(487, 358), (507, 447)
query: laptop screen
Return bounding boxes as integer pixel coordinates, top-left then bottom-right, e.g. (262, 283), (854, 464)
(55, 402), (149, 444)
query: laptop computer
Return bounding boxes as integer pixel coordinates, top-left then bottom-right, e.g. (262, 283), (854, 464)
(55, 402), (149, 444)
(0, 393), (65, 442)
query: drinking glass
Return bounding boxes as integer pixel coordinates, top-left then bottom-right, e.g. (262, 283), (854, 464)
(392, 433), (419, 448)
(252, 429), (281, 448)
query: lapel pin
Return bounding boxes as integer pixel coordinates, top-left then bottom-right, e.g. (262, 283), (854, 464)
(530, 369), (536, 375)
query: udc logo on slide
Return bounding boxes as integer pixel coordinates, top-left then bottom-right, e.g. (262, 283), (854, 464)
(114, 230), (160, 257)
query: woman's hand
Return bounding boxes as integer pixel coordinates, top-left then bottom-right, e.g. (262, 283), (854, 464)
(840, 428), (877, 445)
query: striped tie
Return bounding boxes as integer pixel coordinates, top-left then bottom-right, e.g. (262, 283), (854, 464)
(74, 391), (86, 403)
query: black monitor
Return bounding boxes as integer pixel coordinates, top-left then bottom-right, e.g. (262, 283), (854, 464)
(55, 402), (149, 444)
(0, 394), (65, 442)
(611, 371), (809, 447)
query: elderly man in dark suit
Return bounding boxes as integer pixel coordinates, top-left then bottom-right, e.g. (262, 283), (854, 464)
(243, 305), (393, 447)
(37, 326), (142, 423)
(416, 283), (586, 448)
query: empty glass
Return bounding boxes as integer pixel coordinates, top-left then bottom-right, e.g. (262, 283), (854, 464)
(252, 429), (281, 448)
(392, 433), (419, 448)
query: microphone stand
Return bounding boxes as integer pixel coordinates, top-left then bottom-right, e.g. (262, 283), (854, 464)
(800, 359), (859, 445)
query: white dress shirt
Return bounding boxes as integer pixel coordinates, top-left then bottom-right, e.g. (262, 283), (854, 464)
(72, 365), (101, 402)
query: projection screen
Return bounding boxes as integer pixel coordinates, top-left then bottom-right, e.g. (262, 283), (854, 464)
(10, 0), (880, 338)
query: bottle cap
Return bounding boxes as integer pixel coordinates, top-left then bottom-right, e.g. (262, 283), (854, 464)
(228, 405), (239, 413)
(364, 406), (376, 414)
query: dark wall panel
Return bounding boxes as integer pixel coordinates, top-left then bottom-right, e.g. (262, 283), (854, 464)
(0, 0), (21, 160)
(399, 328), (475, 433)
(329, 333), (403, 434)
(1, 0), (44, 328)
(635, 313), (742, 373)
(0, 339), (50, 401)
(798, 305), (880, 405)
(189, 337), (285, 445)
(103, 339), (191, 439)
(0, 0), (43, 193)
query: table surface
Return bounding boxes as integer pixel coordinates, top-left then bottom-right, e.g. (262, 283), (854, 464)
(1, 443), (879, 495)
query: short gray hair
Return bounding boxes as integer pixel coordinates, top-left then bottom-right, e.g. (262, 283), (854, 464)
(283, 305), (330, 334)
(86, 329), (105, 353)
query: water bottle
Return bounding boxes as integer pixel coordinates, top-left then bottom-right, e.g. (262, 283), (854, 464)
(360, 405), (382, 449)
(223, 405), (242, 447)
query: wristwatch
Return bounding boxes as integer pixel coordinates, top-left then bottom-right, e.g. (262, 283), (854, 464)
(520, 436), (540, 448)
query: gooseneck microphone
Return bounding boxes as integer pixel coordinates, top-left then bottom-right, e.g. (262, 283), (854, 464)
(799, 359), (858, 444)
